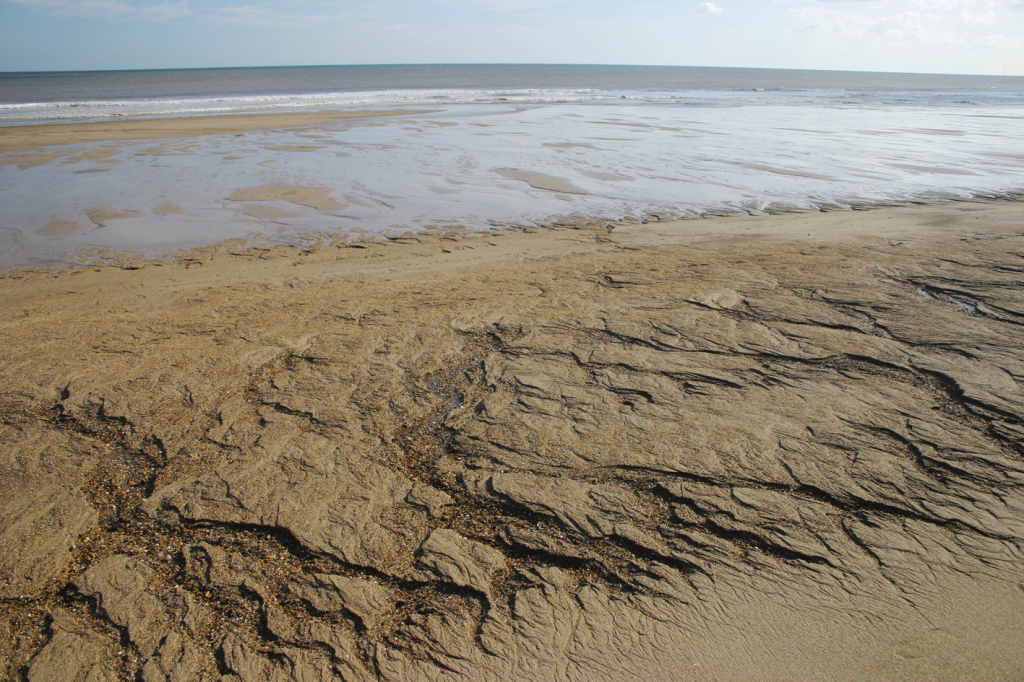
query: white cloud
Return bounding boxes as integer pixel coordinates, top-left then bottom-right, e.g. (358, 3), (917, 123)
(204, 4), (328, 26)
(912, 0), (997, 9)
(432, 0), (572, 12)
(974, 32), (1022, 46)
(961, 7), (995, 21)
(141, 0), (193, 21)
(58, 0), (132, 17)
(790, 6), (965, 45)
(700, 2), (723, 14)
(9, 0), (133, 19)
(9, 0), (192, 21)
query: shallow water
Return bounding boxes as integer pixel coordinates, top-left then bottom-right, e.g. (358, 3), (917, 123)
(2, 66), (1024, 270)
(5, 65), (1024, 124)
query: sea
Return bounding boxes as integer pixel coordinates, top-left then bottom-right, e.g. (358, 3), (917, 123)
(2, 64), (1023, 270)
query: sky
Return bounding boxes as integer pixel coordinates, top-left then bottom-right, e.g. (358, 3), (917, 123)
(0, 0), (1022, 75)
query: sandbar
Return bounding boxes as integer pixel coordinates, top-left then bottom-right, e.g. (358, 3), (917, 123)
(86, 207), (141, 226)
(494, 168), (589, 194)
(152, 201), (185, 216)
(225, 184), (347, 212)
(237, 203), (302, 220)
(262, 145), (327, 152)
(35, 218), (84, 236)
(0, 109), (437, 152)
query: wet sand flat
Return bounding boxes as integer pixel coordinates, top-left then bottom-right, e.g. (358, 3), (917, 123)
(0, 110), (437, 152)
(2, 201), (1024, 681)
(494, 168), (589, 194)
(225, 185), (348, 212)
(4, 102), (1023, 273)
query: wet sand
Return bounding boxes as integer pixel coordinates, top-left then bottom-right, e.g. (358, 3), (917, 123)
(0, 109), (437, 152)
(2, 200), (1024, 681)
(5, 101), (1023, 274)
(225, 185), (348, 212)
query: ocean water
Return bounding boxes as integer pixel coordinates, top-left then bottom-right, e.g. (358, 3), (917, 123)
(1, 65), (1023, 269)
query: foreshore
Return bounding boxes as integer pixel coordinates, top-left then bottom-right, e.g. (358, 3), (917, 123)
(0, 109), (437, 152)
(2, 199), (1024, 681)
(4, 100), (1023, 274)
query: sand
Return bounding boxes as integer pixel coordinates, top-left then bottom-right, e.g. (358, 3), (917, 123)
(237, 203), (302, 221)
(494, 168), (589, 194)
(262, 145), (328, 152)
(35, 219), (85, 236)
(152, 202), (185, 216)
(225, 185), (348, 212)
(2, 198), (1024, 681)
(0, 110), (437, 152)
(85, 207), (142, 227)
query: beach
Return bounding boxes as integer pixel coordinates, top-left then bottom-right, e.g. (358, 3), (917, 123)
(0, 110), (440, 153)
(2, 194), (1024, 680)
(2, 65), (1024, 681)
(3, 67), (1024, 272)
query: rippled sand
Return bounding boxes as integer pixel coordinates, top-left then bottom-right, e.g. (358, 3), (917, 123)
(2, 201), (1024, 681)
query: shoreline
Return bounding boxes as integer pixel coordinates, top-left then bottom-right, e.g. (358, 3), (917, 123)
(3, 194), (1023, 278)
(3, 103), (1023, 275)
(0, 109), (436, 152)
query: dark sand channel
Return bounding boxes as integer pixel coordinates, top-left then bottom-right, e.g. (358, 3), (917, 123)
(1, 202), (1024, 681)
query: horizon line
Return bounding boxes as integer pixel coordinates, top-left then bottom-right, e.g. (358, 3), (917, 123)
(2, 62), (1021, 79)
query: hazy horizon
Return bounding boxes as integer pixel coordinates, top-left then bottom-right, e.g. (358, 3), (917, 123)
(4, 62), (1024, 78)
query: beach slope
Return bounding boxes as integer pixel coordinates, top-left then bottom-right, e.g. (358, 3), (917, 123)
(2, 202), (1024, 681)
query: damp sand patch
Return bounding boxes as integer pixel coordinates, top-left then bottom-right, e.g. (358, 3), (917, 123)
(543, 142), (596, 149)
(226, 185), (347, 212)
(66, 148), (120, 164)
(892, 164), (978, 176)
(36, 219), (85, 236)
(137, 145), (193, 157)
(494, 169), (588, 195)
(2, 146), (123, 170)
(739, 163), (833, 181)
(153, 202), (185, 216)
(0, 152), (64, 169)
(86, 207), (142, 227)
(581, 170), (635, 182)
(0, 110), (439, 152)
(238, 203), (303, 220)
(262, 145), (327, 153)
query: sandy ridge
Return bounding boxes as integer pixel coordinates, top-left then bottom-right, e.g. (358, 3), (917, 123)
(0, 109), (438, 152)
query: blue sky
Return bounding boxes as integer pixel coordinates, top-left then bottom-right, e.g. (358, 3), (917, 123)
(1, 0), (1022, 74)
